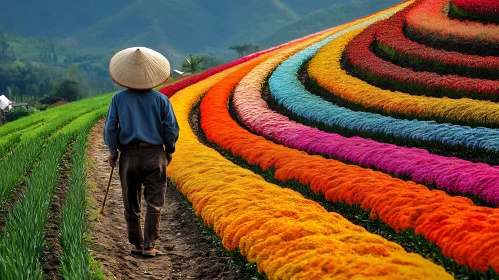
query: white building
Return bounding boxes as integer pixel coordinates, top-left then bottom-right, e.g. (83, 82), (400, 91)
(0, 95), (12, 123)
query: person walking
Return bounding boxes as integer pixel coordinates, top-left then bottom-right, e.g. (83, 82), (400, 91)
(104, 47), (179, 257)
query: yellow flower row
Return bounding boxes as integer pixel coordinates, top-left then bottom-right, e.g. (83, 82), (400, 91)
(166, 26), (450, 280)
(308, 26), (499, 127)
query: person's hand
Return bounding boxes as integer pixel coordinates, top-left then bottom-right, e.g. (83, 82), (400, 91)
(165, 152), (173, 166)
(108, 153), (119, 168)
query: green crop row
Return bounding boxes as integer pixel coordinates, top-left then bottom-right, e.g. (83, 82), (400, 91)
(0, 105), (98, 159)
(0, 94), (112, 158)
(0, 95), (111, 208)
(60, 109), (108, 279)
(0, 94), (111, 139)
(0, 109), (102, 208)
(0, 105), (108, 279)
(0, 133), (72, 279)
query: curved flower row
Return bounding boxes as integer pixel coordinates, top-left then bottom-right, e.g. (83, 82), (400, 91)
(344, 19), (499, 101)
(405, 0), (499, 54)
(269, 26), (499, 159)
(166, 46), (450, 279)
(200, 45), (499, 273)
(376, 1), (499, 80)
(159, 52), (270, 98)
(308, 26), (499, 128)
(233, 34), (499, 206)
(158, 24), (335, 98)
(453, 0), (499, 16)
(452, 0), (499, 23)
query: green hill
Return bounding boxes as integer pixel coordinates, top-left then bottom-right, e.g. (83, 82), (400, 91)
(0, 0), (401, 60)
(259, 0), (401, 48)
(0, 0), (402, 100)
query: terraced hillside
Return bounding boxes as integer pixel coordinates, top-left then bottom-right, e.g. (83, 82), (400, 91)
(0, 0), (498, 279)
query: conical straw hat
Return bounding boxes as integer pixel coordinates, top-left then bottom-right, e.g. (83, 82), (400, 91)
(109, 47), (171, 90)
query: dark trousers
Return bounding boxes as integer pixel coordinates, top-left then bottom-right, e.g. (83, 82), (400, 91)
(119, 145), (167, 249)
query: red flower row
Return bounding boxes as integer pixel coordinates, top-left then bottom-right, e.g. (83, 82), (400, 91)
(159, 52), (264, 98)
(452, 0), (499, 18)
(405, 0), (499, 54)
(343, 19), (499, 101)
(376, 1), (499, 79)
(159, 26), (334, 98)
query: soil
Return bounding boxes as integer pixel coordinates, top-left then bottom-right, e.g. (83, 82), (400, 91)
(86, 119), (244, 280)
(42, 149), (72, 280)
(0, 173), (28, 228)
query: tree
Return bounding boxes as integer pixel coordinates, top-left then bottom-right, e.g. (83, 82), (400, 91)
(0, 30), (10, 57)
(181, 55), (203, 73)
(30, 83), (39, 99)
(228, 43), (260, 58)
(197, 55), (224, 69)
(7, 85), (20, 101)
(66, 64), (79, 82)
(5, 107), (31, 122)
(38, 94), (63, 105)
(55, 80), (79, 102)
(38, 82), (46, 98)
(0, 40), (9, 57)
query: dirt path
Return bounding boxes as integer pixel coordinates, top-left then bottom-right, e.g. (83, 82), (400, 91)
(86, 119), (244, 280)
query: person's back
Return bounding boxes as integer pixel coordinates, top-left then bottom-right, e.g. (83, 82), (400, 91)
(104, 47), (179, 258)
(105, 88), (178, 154)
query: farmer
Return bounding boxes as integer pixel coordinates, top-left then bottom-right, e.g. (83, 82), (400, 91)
(104, 47), (179, 257)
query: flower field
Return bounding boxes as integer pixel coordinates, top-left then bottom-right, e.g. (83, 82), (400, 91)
(451, 0), (499, 24)
(1, 0), (499, 279)
(406, 0), (499, 55)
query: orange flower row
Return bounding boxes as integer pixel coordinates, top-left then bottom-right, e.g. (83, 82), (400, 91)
(200, 43), (499, 272)
(165, 18), (450, 280)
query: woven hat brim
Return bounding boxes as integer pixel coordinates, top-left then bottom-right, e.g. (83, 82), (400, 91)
(109, 47), (171, 90)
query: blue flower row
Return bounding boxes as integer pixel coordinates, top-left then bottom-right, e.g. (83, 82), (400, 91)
(269, 27), (499, 153)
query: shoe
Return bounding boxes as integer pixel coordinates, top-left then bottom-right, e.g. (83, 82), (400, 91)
(142, 248), (165, 257)
(131, 246), (143, 255)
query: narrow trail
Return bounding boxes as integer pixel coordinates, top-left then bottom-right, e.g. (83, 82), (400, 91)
(86, 119), (243, 280)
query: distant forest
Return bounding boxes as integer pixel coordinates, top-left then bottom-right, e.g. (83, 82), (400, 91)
(0, 0), (400, 105)
(0, 30), (117, 104)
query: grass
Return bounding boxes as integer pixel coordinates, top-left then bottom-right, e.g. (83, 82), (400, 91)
(60, 122), (100, 279)
(0, 94), (109, 279)
(7, 41), (42, 61)
(0, 95), (111, 209)
(0, 134), (73, 279)
(89, 254), (105, 280)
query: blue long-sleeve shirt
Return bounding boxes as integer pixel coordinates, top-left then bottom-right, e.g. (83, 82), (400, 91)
(104, 89), (179, 155)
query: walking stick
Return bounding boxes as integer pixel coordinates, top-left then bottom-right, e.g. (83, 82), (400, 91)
(100, 166), (115, 214)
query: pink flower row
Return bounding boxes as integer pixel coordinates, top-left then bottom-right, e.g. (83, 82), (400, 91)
(233, 62), (499, 206)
